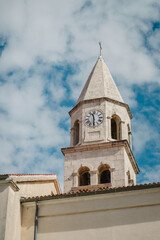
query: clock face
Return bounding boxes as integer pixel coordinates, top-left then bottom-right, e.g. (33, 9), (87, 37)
(85, 110), (103, 127)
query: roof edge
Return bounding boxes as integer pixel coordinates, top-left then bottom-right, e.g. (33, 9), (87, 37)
(0, 179), (19, 191)
(61, 140), (139, 174)
(21, 182), (160, 203)
(69, 97), (132, 119)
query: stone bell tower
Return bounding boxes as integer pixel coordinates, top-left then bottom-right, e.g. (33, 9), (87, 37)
(62, 55), (139, 193)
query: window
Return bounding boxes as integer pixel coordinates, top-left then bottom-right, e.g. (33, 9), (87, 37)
(100, 170), (111, 184)
(127, 124), (132, 147)
(73, 120), (79, 146)
(111, 115), (121, 140)
(111, 118), (117, 139)
(78, 167), (90, 186)
(98, 164), (111, 184)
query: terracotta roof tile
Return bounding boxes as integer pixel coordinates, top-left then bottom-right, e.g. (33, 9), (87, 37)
(9, 174), (56, 176)
(21, 182), (160, 202)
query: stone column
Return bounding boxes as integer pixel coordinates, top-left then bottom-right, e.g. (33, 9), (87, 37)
(90, 170), (98, 185)
(72, 173), (79, 188)
(128, 131), (132, 149)
(79, 120), (82, 145)
(120, 121), (125, 140)
(109, 168), (115, 187)
(107, 116), (111, 140)
(70, 127), (74, 146)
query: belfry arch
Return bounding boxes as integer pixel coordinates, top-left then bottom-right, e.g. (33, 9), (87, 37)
(98, 164), (111, 184)
(73, 120), (79, 146)
(111, 114), (121, 140)
(78, 166), (90, 186)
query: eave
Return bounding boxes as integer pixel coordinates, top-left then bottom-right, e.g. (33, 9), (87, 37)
(69, 97), (132, 119)
(61, 140), (139, 174)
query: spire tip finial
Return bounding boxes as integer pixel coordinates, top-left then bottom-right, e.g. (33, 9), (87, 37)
(99, 42), (102, 56)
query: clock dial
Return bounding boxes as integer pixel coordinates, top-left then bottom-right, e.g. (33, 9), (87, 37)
(85, 110), (103, 127)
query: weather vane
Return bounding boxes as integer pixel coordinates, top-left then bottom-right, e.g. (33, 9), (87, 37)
(99, 42), (102, 56)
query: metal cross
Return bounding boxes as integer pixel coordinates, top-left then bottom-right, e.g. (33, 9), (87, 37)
(99, 42), (102, 56)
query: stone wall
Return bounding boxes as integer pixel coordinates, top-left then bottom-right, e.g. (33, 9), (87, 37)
(64, 143), (136, 193)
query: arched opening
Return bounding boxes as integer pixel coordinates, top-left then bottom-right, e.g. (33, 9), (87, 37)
(78, 166), (90, 186)
(111, 115), (121, 140)
(127, 124), (132, 147)
(73, 120), (79, 146)
(100, 170), (111, 184)
(111, 118), (117, 139)
(98, 164), (111, 184)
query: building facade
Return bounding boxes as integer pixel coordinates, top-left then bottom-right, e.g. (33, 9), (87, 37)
(0, 174), (60, 240)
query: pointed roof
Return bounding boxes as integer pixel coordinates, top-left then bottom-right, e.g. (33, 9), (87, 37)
(76, 56), (124, 104)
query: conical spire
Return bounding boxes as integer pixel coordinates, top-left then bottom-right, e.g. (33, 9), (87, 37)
(76, 56), (124, 104)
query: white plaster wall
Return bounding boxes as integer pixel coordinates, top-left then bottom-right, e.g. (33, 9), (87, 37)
(0, 184), (21, 240)
(11, 175), (59, 197)
(21, 204), (36, 240)
(22, 188), (160, 240)
(0, 176), (60, 240)
(0, 184), (9, 240)
(5, 187), (21, 240)
(17, 182), (57, 198)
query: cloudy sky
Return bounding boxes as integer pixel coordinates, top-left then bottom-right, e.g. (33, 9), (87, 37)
(0, 0), (160, 189)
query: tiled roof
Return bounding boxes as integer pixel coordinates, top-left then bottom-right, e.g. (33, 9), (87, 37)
(0, 174), (57, 177)
(21, 182), (160, 203)
(9, 174), (56, 176)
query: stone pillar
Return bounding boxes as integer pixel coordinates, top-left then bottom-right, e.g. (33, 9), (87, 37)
(70, 127), (74, 147)
(109, 168), (115, 187)
(72, 173), (79, 188)
(107, 116), (111, 140)
(120, 121), (125, 140)
(90, 170), (98, 185)
(128, 131), (132, 149)
(79, 120), (82, 145)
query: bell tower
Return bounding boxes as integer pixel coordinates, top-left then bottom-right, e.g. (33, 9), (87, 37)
(62, 55), (139, 193)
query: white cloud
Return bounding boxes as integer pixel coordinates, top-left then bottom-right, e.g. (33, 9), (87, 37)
(0, 0), (160, 85)
(0, 69), (70, 179)
(132, 113), (159, 153)
(139, 165), (160, 183)
(0, 0), (160, 187)
(118, 85), (137, 108)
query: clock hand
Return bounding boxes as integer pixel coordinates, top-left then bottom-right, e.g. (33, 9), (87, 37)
(90, 113), (94, 126)
(93, 114), (95, 126)
(91, 113), (95, 126)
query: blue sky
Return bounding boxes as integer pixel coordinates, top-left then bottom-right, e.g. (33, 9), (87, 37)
(0, 0), (160, 189)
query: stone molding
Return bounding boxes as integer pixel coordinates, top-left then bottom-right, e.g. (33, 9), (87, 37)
(89, 170), (98, 174)
(0, 179), (19, 191)
(69, 97), (132, 119)
(72, 172), (78, 176)
(71, 183), (112, 191)
(61, 140), (139, 174)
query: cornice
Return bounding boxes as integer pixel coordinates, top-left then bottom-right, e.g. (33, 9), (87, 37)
(69, 97), (132, 119)
(0, 179), (19, 191)
(21, 182), (160, 203)
(61, 140), (139, 174)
